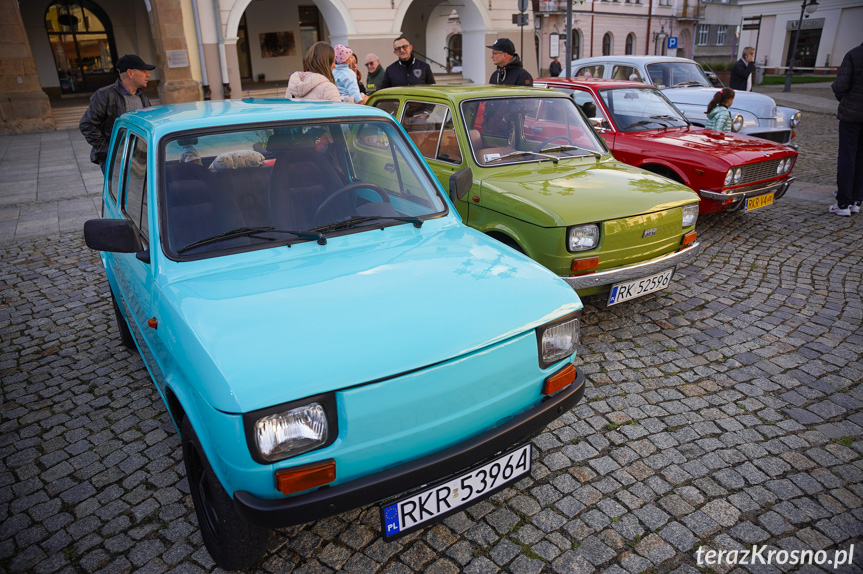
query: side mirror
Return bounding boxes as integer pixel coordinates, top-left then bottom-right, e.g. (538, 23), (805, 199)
(84, 219), (144, 254)
(449, 167), (473, 203)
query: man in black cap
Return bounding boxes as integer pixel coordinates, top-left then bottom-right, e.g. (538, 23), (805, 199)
(487, 38), (533, 86)
(80, 54), (155, 172)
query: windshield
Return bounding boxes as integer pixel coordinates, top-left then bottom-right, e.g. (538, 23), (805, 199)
(460, 97), (606, 166)
(599, 87), (689, 132)
(645, 61), (712, 89)
(161, 120), (446, 259)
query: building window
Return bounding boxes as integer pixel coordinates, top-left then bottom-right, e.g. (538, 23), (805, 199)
(625, 33), (635, 55)
(44, 0), (117, 94)
(571, 30), (581, 61)
(602, 33), (613, 56)
(716, 25), (727, 45)
(697, 24), (709, 46)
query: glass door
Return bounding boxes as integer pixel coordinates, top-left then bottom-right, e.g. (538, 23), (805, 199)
(45, 0), (117, 94)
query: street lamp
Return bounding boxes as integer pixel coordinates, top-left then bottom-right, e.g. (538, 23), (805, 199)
(655, 25), (668, 56)
(783, 0), (819, 92)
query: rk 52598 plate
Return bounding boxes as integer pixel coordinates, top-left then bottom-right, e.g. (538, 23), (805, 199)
(381, 444), (531, 540)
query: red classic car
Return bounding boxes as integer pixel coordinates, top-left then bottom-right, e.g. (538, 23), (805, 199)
(534, 78), (798, 214)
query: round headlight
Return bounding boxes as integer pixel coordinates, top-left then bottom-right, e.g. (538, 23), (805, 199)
(732, 167), (743, 185)
(568, 224), (599, 252)
(731, 115), (744, 132)
(790, 111), (802, 127)
(785, 157), (794, 173)
(777, 159), (786, 175)
(724, 169), (734, 187)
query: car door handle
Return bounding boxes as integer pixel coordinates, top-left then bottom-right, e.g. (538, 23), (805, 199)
(385, 163), (395, 172)
(530, 127), (542, 134)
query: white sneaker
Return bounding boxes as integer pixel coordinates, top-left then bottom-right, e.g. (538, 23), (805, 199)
(829, 204), (851, 216)
(851, 202), (861, 214)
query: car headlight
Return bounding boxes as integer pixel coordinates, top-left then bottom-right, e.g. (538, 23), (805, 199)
(731, 115), (744, 132)
(777, 159), (787, 175)
(568, 224), (599, 252)
(682, 204), (698, 228)
(253, 401), (331, 462)
(784, 157), (795, 173)
(790, 111), (802, 127)
(537, 314), (580, 369)
(724, 167), (743, 187)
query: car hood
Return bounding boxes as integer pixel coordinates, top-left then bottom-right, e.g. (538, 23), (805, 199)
(478, 159), (698, 227)
(160, 221), (582, 413)
(622, 127), (796, 165)
(664, 87), (778, 118)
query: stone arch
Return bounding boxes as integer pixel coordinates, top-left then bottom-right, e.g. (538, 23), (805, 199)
(225, 0), (356, 45)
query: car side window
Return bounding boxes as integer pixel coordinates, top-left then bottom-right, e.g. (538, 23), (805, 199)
(612, 65), (642, 82)
(575, 65), (604, 79)
(373, 100), (399, 117)
(123, 134), (149, 245)
(402, 102), (461, 164)
(107, 129), (127, 204)
(570, 90), (607, 127)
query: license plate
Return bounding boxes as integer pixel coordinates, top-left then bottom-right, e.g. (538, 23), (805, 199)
(746, 193), (774, 211)
(607, 267), (674, 306)
(381, 444), (531, 540)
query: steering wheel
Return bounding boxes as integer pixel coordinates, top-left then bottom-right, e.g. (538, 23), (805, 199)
(537, 135), (574, 152)
(313, 182), (390, 224)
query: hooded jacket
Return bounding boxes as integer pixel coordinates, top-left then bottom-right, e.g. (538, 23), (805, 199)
(79, 80), (151, 166)
(285, 72), (341, 101)
(833, 42), (863, 123)
(489, 55), (533, 86)
(705, 105), (732, 132)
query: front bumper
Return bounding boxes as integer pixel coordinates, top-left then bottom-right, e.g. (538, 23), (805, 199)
(562, 242), (700, 290)
(699, 177), (794, 205)
(233, 367), (585, 528)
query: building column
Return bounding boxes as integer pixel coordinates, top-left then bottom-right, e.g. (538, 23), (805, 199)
(149, 0), (201, 104)
(0, 0), (55, 134)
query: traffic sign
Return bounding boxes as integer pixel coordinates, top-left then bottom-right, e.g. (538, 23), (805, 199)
(667, 36), (678, 50)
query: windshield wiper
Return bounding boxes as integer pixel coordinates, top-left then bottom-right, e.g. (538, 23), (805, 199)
(539, 144), (603, 159)
(650, 114), (688, 127)
(310, 215), (423, 233)
(671, 81), (705, 88)
(178, 226), (326, 253)
(485, 150), (559, 164)
(622, 119), (668, 130)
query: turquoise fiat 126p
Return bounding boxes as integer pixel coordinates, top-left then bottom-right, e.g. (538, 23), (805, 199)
(83, 99), (586, 569)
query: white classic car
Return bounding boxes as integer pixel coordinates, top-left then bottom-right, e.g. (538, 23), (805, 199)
(568, 56), (801, 146)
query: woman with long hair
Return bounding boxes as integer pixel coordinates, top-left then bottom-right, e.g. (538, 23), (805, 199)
(286, 42), (341, 101)
(705, 88), (735, 132)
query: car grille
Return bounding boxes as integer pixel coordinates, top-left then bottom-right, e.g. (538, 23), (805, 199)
(742, 159), (785, 185)
(748, 130), (792, 145)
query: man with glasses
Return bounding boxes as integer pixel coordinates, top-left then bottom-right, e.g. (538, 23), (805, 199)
(487, 38), (532, 86)
(379, 36), (435, 89)
(364, 53), (386, 94)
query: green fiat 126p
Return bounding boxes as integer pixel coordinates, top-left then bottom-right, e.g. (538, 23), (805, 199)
(368, 86), (701, 306)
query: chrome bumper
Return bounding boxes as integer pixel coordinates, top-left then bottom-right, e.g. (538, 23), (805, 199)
(563, 241), (701, 290)
(700, 177), (795, 203)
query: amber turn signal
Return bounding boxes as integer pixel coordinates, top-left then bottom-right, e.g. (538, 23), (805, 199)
(542, 363), (577, 396)
(681, 231), (697, 248)
(570, 256), (599, 273)
(147, 318), (158, 329)
(275, 460), (336, 495)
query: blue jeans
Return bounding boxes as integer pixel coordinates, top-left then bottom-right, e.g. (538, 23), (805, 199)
(837, 120), (863, 208)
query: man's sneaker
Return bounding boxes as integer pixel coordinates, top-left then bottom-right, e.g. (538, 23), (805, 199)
(829, 204), (852, 216)
(851, 202), (861, 214)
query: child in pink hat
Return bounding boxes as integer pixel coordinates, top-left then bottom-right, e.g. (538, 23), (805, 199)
(333, 44), (366, 103)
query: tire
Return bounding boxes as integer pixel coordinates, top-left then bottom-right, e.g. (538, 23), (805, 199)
(111, 293), (136, 349)
(181, 417), (271, 570)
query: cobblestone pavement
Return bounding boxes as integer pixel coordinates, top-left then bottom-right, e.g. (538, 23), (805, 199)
(2, 118), (862, 573)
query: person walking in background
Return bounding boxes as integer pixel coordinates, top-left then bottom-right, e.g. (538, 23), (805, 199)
(705, 88), (735, 131)
(730, 47), (755, 91)
(333, 45), (367, 103)
(347, 53), (368, 96)
(830, 41), (863, 216)
(379, 37), (435, 89)
(285, 41), (341, 101)
(80, 54), (154, 173)
(487, 38), (532, 86)
(549, 56), (562, 77)
(365, 53), (385, 93)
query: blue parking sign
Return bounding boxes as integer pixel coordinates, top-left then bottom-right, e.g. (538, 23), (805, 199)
(667, 36), (678, 50)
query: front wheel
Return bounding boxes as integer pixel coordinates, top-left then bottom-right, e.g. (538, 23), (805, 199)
(181, 417), (271, 570)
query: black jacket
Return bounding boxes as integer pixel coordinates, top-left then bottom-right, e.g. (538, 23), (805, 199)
(379, 57), (436, 89)
(729, 58), (755, 90)
(549, 60), (562, 77)
(80, 80), (151, 165)
(489, 55), (533, 86)
(833, 42), (863, 123)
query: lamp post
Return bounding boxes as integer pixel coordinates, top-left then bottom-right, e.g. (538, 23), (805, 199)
(655, 25), (668, 56)
(783, 0), (819, 92)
